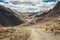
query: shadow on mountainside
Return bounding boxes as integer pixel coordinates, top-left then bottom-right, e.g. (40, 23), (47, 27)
(0, 5), (24, 27)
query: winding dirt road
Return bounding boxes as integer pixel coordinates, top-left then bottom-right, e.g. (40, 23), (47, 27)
(26, 28), (59, 40)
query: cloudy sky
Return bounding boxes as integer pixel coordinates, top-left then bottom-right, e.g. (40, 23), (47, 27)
(0, 0), (59, 12)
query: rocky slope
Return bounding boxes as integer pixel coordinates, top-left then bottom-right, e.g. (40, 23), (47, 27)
(28, 1), (60, 25)
(0, 5), (29, 27)
(0, 1), (60, 40)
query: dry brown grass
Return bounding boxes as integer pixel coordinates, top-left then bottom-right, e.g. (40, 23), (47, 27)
(29, 17), (60, 31)
(0, 27), (31, 40)
(0, 18), (60, 40)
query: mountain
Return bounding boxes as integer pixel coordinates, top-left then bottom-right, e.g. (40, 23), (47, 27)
(25, 1), (60, 25)
(37, 1), (60, 22)
(12, 10), (29, 22)
(0, 1), (60, 27)
(0, 5), (28, 27)
(44, 1), (60, 18)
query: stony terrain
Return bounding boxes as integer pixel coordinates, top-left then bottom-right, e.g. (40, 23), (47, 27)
(0, 1), (60, 40)
(0, 26), (60, 40)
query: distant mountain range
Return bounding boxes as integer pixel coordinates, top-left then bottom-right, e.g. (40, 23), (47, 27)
(30, 1), (60, 24)
(21, 1), (60, 26)
(0, 1), (60, 27)
(0, 5), (29, 27)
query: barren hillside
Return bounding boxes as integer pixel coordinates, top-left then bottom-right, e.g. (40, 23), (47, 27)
(0, 5), (29, 27)
(0, 1), (60, 40)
